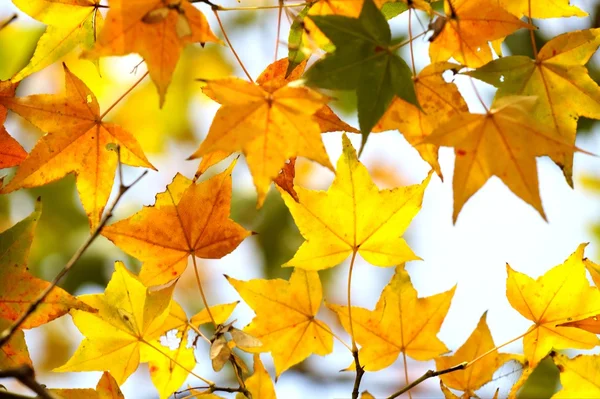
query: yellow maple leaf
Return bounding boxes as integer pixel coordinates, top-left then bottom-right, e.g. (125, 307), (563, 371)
(375, 62), (468, 178)
(0, 64), (154, 230)
(497, 0), (586, 18)
(280, 134), (430, 271)
(551, 352), (600, 398)
(102, 162), (250, 285)
(50, 371), (124, 399)
(435, 312), (522, 397)
(55, 261), (216, 399)
(506, 244), (600, 369)
(84, 0), (219, 106)
(426, 96), (576, 222)
(226, 268), (333, 377)
(189, 59), (335, 206)
(469, 28), (600, 185)
(235, 355), (277, 399)
(0, 80), (26, 168)
(0, 199), (94, 328)
(10, 0), (104, 82)
(329, 265), (455, 371)
(429, 0), (531, 68)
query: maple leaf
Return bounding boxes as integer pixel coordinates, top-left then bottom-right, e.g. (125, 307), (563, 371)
(0, 64), (154, 231)
(192, 60), (357, 180)
(304, 0), (417, 147)
(84, 0), (219, 105)
(550, 352), (600, 398)
(50, 371), (124, 399)
(10, 0), (104, 82)
(274, 157), (299, 202)
(0, 319), (32, 369)
(497, 0), (587, 18)
(189, 59), (336, 206)
(0, 80), (26, 168)
(226, 268), (333, 376)
(329, 265), (455, 371)
(102, 162), (250, 285)
(280, 134), (430, 271)
(506, 244), (600, 369)
(236, 355), (277, 399)
(468, 28), (600, 186)
(426, 96), (577, 222)
(429, 0), (531, 68)
(55, 261), (198, 390)
(0, 199), (94, 328)
(375, 61), (468, 178)
(435, 312), (522, 397)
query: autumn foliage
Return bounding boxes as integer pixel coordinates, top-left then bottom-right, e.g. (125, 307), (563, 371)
(2, 0), (600, 398)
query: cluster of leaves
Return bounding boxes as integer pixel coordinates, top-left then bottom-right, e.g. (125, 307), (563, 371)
(1, 0), (600, 398)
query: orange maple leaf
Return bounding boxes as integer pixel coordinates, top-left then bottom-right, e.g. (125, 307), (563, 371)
(0, 80), (26, 169)
(469, 28), (600, 185)
(189, 58), (356, 206)
(102, 161), (250, 285)
(375, 62), (468, 178)
(429, 0), (531, 68)
(84, 0), (219, 105)
(426, 96), (577, 222)
(50, 372), (124, 399)
(329, 265), (455, 371)
(435, 312), (522, 397)
(0, 64), (154, 231)
(0, 199), (95, 329)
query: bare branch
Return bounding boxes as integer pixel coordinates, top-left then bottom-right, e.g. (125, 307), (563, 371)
(0, 365), (54, 399)
(0, 14), (17, 31)
(386, 362), (467, 399)
(0, 145), (148, 348)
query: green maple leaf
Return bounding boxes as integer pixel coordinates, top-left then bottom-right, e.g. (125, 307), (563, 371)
(303, 0), (417, 151)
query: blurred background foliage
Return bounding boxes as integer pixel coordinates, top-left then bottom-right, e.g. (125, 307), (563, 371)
(1, 1), (600, 397)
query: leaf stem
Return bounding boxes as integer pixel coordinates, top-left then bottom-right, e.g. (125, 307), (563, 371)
(528, 0), (538, 58)
(0, 14), (17, 31)
(275, 0), (284, 62)
(465, 329), (531, 368)
(389, 31), (428, 51)
(0, 365), (53, 399)
(386, 362), (467, 399)
(402, 352), (412, 399)
(347, 250), (364, 399)
(99, 71), (149, 120)
(213, 9), (254, 83)
(191, 255), (216, 327)
(0, 146), (147, 348)
(143, 339), (214, 386)
(408, 8), (417, 76)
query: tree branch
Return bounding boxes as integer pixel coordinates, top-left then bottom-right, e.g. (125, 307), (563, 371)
(0, 145), (148, 348)
(0, 365), (54, 399)
(386, 362), (467, 399)
(0, 14), (17, 31)
(352, 349), (365, 399)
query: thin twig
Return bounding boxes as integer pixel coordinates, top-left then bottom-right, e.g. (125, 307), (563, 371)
(0, 365), (53, 399)
(351, 348), (365, 399)
(0, 146), (148, 348)
(386, 362), (467, 399)
(0, 14), (17, 31)
(213, 9), (254, 82)
(99, 71), (149, 120)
